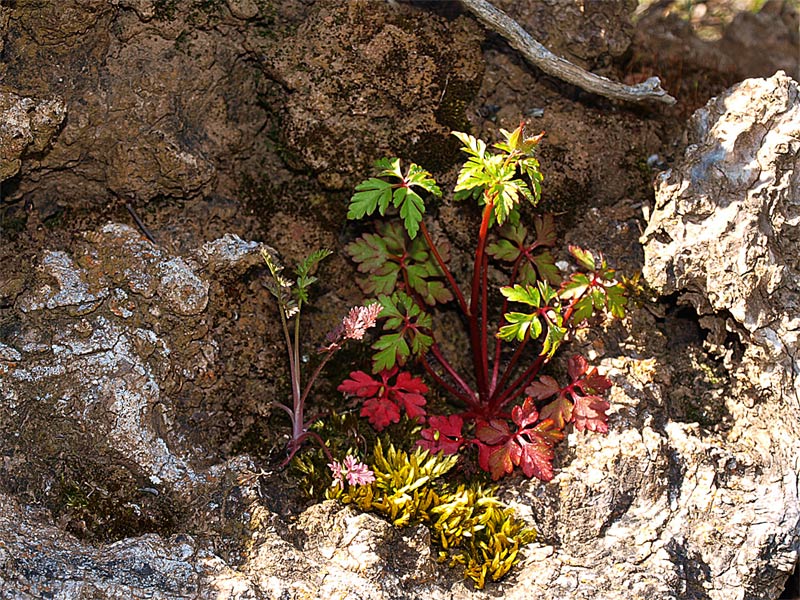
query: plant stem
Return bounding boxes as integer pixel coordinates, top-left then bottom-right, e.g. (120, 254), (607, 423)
(292, 302), (304, 440)
(430, 343), (477, 402)
(300, 348), (336, 408)
(469, 201), (494, 401)
(493, 353), (547, 410)
(480, 248), (489, 399)
(490, 256), (523, 394)
(421, 355), (476, 407)
(419, 221), (468, 315)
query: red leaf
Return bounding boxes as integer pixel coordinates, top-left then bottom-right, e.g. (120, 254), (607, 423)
(475, 418), (511, 445)
(338, 370), (383, 397)
(533, 418), (566, 446)
(396, 391), (427, 420)
(515, 433), (555, 481)
(477, 440), (515, 480)
(511, 397), (540, 429)
(394, 370), (429, 394)
(342, 368), (428, 431)
(571, 394), (610, 433)
(360, 396), (400, 431)
(577, 367), (613, 394)
(418, 415), (464, 454)
(525, 375), (560, 400)
(538, 393), (573, 429)
(567, 354), (589, 380)
(390, 371), (428, 419)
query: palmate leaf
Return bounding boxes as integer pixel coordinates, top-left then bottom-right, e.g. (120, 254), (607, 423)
(397, 187), (425, 240)
(372, 292), (433, 373)
(541, 316), (566, 358)
(487, 218), (561, 286)
(417, 415), (465, 455)
(559, 250), (629, 325)
(339, 368), (428, 431)
(372, 332), (410, 373)
(501, 283), (544, 306)
(348, 158), (440, 240)
(497, 312), (542, 342)
(348, 177), (394, 220)
(528, 355), (613, 433)
(346, 221), (453, 306)
(475, 398), (563, 481)
(452, 126), (542, 228)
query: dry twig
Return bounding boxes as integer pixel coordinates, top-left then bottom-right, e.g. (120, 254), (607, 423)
(460, 0), (677, 105)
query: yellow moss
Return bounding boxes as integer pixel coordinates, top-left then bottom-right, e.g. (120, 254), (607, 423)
(328, 440), (536, 589)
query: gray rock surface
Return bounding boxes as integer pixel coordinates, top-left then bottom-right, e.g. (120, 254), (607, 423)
(637, 70), (800, 599)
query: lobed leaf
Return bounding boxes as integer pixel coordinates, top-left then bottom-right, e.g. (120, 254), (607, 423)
(348, 177), (394, 220)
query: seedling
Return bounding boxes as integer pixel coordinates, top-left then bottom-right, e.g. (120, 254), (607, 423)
(341, 123), (626, 480)
(262, 248), (381, 463)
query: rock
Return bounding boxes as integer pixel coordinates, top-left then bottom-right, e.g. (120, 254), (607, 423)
(636, 71), (800, 598)
(642, 71), (800, 411)
(0, 92), (66, 181)
(0, 491), (210, 599)
(257, 0), (484, 188)
(490, 0), (638, 69)
(226, 0), (259, 20)
(0, 223), (274, 541)
(0, 2), (270, 207)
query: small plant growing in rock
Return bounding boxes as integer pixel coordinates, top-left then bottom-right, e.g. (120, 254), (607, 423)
(342, 123), (626, 481)
(262, 248), (381, 463)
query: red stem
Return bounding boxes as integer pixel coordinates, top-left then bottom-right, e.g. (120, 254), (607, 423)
(420, 355), (476, 408)
(490, 255), (524, 395)
(492, 353), (547, 410)
(419, 221), (469, 315)
(470, 201), (494, 401)
(430, 343), (477, 401)
(480, 249), (489, 398)
(493, 336), (529, 401)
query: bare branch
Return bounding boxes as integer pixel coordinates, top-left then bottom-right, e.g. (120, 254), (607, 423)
(459, 0), (677, 106)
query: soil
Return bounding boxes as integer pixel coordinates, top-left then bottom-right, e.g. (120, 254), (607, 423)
(0, 0), (797, 589)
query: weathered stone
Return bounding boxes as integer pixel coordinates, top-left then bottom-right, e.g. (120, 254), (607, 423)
(642, 71), (800, 411)
(258, 0), (484, 189)
(635, 71), (800, 599)
(0, 92), (66, 181)
(0, 224), (276, 542)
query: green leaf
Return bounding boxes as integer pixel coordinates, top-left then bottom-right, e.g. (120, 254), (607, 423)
(497, 312), (542, 342)
(296, 248), (332, 279)
(605, 283), (627, 319)
(542, 319), (566, 358)
(376, 157), (403, 179)
(533, 214), (556, 247)
(406, 163), (441, 197)
(570, 297), (594, 325)
(486, 238), (520, 262)
(452, 131), (486, 159)
(569, 246), (596, 271)
(411, 330), (434, 355)
(500, 284), (541, 307)
(396, 188), (425, 239)
(294, 249), (332, 303)
(346, 222), (452, 306)
(372, 332), (409, 372)
(560, 273), (591, 300)
(348, 177), (394, 220)
(531, 252), (561, 285)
